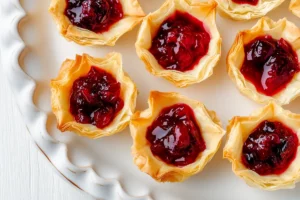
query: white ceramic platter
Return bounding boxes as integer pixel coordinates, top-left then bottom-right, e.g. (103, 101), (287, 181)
(2, 0), (300, 199)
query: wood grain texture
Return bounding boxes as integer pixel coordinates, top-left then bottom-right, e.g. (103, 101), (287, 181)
(0, 66), (94, 200)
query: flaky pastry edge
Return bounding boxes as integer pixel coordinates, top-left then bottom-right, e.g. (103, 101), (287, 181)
(290, 0), (300, 18)
(216, 0), (285, 20)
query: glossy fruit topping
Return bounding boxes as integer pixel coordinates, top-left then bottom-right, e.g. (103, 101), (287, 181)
(146, 104), (206, 167)
(64, 0), (124, 33)
(149, 11), (211, 72)
(231, 0), (259, 6)
(242, 120), (299, 175)
(70, 67), (124, 129)
(241, 35), (299, 96)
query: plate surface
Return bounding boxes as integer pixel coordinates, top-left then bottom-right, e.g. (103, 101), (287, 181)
(2, 0), (300, 199)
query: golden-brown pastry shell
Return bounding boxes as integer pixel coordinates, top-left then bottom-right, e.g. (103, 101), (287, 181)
(135, 0), (221, 88)
(51, 53), (137, 139)
(224, 102), (300, 190)
(216, 0), (285, 20)
(130, 91), (225, 182)
(49, 0), (145, 46)
(227, 17), (300, 105)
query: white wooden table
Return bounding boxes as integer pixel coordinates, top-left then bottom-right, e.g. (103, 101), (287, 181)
(0, 65), (94, 200)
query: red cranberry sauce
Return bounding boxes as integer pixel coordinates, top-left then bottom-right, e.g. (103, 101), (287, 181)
(64, 0), (124, 33)
(242, 120), (299, 175)
(149, 11), (211, 72)
(146, 104), (206, 167)
(70, 67), (124, 129)
(231, 0), (259, 6)
(241, 35), (299, 96)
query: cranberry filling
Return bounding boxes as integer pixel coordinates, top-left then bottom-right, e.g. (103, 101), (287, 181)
(241, 35), (299, 96)
(146, 104), (206, 167)
(149, 11), (211, 72)
(70, 67), (124, 129)
(231, 0), (259, 6)
(242, 120), (299, 175)
(64, 0), (124, 33)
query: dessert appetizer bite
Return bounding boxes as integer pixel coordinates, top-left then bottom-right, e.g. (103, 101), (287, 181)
(224, 102), (300, 190)
(135, 0), (221, 88)
(290, 0), (300, 18)
(49, 0), (145, 46)
(130, 91), (225, 182)
(227, 17), (300, 105)
(51, 53), (137, 139)
(216, 0), (284, 20)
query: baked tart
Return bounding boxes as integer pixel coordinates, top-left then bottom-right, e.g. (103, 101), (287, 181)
(135, 0), (221, 88)
(227, 17), (300, 105)
(290, 0), (300, 18)
(51, 53), (137, 139)
(49, 0), (145, 46)
(216, 0), (285, 20)
(224, 102), (300, 190)
(130, 91), (225, 182)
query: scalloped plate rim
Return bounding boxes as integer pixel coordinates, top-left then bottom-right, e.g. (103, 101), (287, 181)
(0, 1), (152, 199)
